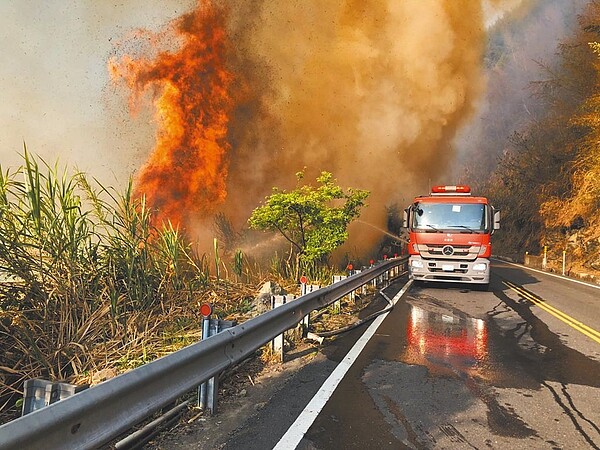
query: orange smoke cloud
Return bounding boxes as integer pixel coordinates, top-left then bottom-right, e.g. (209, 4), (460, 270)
(109, 0), (533, 256)
(109, 0), (233, 227)
(224, 0), (489, 253)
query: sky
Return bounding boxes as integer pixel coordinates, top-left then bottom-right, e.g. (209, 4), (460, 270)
(0, 0), (194, 183)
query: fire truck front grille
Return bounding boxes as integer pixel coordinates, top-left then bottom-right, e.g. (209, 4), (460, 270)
(429, 267), (469, 274)
(427, 262), (470, 274)
(418, 244), (479, 260)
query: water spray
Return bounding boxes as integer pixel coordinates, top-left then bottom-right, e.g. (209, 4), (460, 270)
(356, 220), (408, 244)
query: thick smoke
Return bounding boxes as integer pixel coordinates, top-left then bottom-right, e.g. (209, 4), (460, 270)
(454, 0), (587, 181)
(222, 0), (526, 255)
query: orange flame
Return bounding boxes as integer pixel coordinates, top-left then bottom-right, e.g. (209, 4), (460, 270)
(109, 0), (233, 228)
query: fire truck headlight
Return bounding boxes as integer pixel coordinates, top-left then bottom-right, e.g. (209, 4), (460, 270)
(473, 263), (487, 272)
(411, 260), (424, 269)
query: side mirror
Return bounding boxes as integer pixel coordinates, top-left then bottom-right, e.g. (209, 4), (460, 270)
(493, 209), (500, 231)
(402, 208), (409, 228)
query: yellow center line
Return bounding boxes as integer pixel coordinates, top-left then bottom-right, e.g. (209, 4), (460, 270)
(502, 280), (600, 345)
(505, 280), (600, 337)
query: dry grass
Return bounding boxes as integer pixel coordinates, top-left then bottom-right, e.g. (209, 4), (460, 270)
(0, 151), (265, 424)
(0, 151), (350, 425)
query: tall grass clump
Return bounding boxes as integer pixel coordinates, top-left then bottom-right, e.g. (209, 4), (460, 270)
(0, 150), (213, 419)
(0, 151), (332, 424)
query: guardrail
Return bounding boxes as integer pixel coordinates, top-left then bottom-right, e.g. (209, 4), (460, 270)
(523, 248), (600, 284)
(0, 257), (408, 450)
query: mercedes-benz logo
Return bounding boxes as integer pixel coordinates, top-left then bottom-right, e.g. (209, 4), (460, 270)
(442, 245), (454, 256)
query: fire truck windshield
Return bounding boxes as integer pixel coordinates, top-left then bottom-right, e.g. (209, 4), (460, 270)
(412, 203), (486, 233)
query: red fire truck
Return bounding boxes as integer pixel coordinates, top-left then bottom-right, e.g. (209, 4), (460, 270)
(403, 185), (500, 288)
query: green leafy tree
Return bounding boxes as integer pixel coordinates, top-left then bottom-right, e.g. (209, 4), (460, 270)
(248, 171), (369, 276)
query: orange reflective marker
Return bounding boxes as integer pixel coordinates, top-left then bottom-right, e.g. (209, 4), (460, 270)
(200, 303), (213, 318)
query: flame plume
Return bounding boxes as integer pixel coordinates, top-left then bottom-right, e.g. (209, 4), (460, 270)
(109, 0), (233, 228)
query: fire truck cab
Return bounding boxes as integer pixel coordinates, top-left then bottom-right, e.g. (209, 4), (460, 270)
(403, 185), (500, 288)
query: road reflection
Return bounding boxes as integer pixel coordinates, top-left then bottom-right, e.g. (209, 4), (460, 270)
(405, 303), (488, 376)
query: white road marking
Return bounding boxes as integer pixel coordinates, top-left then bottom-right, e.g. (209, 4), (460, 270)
(493, 258), (600, 290)
(273, 281), (413, 450)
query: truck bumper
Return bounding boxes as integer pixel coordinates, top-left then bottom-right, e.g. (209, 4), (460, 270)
(408, 256), (490, 284)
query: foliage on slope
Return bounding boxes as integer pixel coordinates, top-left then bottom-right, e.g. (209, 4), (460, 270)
(472, 1), (600, 273)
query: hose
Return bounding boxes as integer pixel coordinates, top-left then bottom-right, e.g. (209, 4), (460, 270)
(115, 400), (190, 449)
(312, 289), (396, 338)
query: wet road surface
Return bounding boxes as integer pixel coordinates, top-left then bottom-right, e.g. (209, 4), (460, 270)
(299, 260), (600, 449)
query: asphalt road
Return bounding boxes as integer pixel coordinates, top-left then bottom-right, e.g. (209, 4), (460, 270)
(163, 260), (600, 449)
(297, 260), (600, 449)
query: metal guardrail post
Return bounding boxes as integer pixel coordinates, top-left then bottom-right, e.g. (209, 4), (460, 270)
(331, 275), (347, 313)
(22, 380), (87, 416)
(198, 310), (211, 411)
(271, 295), (286, 361)
(299, 284), (319, 334)
(198, 313), (236, 415)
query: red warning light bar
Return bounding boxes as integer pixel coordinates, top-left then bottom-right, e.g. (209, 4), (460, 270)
(431, 185), (471, 194)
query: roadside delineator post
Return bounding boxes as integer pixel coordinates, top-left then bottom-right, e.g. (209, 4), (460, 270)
(299, 275), (316, 334)
(346, 265), (356, 303)
(271, 294), (296, 362)
(331, 275), (347, 313)
(369, 259), (377, 289)
(542, 245), (548, 270)
(382, 255), (390, 287)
